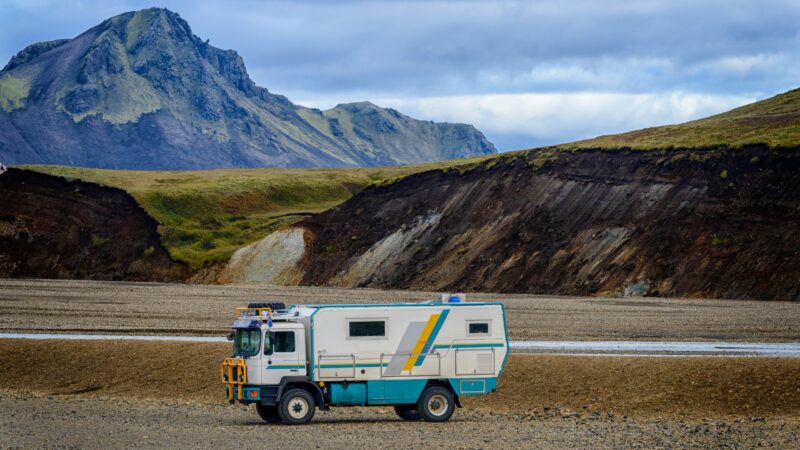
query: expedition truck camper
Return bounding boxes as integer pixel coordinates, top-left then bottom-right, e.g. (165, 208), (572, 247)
(221, 296), (509, 424)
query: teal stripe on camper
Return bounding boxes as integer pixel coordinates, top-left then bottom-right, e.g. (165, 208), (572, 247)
(266, 364), (306, 370)
(432, 342), (505, 349)
(415, 309), (450, 366)
(319, 363), (389, 369)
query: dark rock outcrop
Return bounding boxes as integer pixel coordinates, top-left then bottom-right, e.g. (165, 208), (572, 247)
(1, 39), (69, 72)
(0, 168), (188, 281)
(236, 146), (800, 300)
(0, 8), (495, 169)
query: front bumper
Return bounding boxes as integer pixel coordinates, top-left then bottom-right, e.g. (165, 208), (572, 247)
(220, 357), (247, 401)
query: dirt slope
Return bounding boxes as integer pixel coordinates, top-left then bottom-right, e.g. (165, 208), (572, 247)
(0, 168), (187, 281)
(226, 145), (800, 300)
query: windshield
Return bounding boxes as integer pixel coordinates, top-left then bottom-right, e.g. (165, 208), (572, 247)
(232, 329), (261, 357)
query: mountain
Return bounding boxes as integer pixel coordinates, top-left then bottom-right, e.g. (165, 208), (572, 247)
(566, 88), (800, 149)
(0, 8), (495, 169)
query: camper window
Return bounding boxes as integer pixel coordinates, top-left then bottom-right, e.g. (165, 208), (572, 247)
(347, 319), (387, 339)
(467, 321), (490, 335)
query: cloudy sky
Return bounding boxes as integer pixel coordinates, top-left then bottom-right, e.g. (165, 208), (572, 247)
(2, 0), (799, 150)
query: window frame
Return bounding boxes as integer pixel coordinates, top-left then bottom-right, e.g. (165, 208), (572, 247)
(466, 320), (491, 336)
(232, 328), (261, 357)
(272, 330), (296, 354)
(346, 318), (388, 340)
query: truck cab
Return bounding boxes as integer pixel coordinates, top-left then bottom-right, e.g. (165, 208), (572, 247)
(221, 298), (508, 425)
(230, 320), (306, 385)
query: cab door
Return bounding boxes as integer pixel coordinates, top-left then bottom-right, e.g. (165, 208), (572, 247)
(262, 326), (307, 385)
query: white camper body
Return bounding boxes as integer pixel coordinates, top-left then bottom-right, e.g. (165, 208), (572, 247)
(221, 299), (509, 424)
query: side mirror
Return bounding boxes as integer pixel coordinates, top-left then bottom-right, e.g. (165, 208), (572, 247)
(226, 331), (234, 341)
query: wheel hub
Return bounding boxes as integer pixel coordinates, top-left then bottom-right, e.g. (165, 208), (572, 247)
(288, 397), (309, 419)
(428, 394), (448, 416)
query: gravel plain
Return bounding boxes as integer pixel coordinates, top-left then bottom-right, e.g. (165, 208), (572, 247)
(2, 278), (800, 341)
(1, 392), (798, 449)
(2, 278), (800, 448)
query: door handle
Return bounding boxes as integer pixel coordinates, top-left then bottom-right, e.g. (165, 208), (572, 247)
(289, 369), (299, 372)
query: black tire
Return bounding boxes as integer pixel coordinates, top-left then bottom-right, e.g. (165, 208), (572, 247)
(393, 404), (422, 421)
(255, 403), (281, 423)
(416, 386), (455, 422)
(278, 389), (316, 425)
(248, 302), (286, 311)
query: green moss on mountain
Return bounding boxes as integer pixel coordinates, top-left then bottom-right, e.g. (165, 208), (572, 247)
(0, 73), (31, 112)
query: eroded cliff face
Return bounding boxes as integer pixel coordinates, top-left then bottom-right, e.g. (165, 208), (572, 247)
(225, 146), (800, 300)
(0, 169), (188, 281)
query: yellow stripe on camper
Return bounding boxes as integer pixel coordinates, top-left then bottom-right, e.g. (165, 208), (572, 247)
(403, 313), (440, 371)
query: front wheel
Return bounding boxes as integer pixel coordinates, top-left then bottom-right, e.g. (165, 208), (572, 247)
(278, 389), (316, 425)
(393, 404), (421, 421)
(417, 386), (455, 422)
(255, 403), (281, 423)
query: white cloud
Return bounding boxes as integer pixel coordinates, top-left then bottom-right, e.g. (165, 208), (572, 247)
(1, 0), (795, 151)
(706, 53), (785, 74)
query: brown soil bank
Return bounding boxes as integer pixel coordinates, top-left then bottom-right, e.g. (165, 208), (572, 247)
(278, 146), (800, 300)
(1, 339), (798, 419)
(0, 168), (187, 281)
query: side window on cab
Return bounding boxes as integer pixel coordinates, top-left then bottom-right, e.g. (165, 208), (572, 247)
(273, 331), (296, 353)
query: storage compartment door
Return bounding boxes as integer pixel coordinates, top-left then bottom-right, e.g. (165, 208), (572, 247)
(455, 348), (495, 375)
(330, 382), (367, 406)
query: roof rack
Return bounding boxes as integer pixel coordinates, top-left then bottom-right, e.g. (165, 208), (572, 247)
(234, 302), (288, 319)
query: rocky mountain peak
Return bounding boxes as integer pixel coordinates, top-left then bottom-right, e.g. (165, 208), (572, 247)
(0, 8), (496, 169)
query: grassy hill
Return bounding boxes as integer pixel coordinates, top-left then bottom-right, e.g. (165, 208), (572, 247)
(564, 88), (800, 150)
(26, 156), (492, 270)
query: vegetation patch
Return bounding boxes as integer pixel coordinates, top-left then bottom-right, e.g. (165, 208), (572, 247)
(0, 73), (31, 112)
(25, 159), (485, 271)
(91, 235), (110, 247)
(527, 149), (559, 169)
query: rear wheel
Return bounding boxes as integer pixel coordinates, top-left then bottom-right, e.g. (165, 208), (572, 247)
(417, 386), (455, 422)
(255, 403), (281, 423)
(393, 404), (421, 421)
(278, 389), (316, 425)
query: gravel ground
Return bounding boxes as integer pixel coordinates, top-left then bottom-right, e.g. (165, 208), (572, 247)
(1, 392), (797, 449)
(2, 279), (800, 448)
(2, 279), (800, 341)
(2, 340), (799, 419)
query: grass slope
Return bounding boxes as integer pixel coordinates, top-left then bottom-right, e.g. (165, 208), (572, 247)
(26, 156), (492, 270)
(564, 88), (800, 150)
